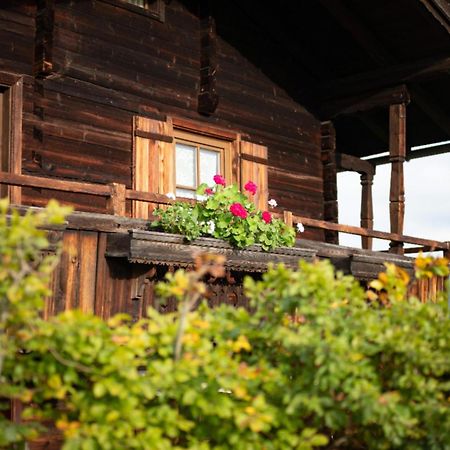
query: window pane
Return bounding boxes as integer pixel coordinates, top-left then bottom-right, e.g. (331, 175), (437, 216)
(126, 0), (146, 7)
(199, 148), (220, 185)
(176, 143), (196, 188)
(176, 188), (196, 199)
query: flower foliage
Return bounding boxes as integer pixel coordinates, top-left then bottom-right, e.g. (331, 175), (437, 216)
(151, 178), (296, 251)
(1, 201), (450, 450)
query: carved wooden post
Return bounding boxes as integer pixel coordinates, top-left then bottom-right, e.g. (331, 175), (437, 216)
(360, 172), (374, 250)
(283, 210), (293, 227)
(389, 103), (406, 254)
(107, 182), (126, 216)
(321, 121), (339, 244)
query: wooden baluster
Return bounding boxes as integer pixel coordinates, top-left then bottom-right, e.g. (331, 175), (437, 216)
(283, 210), (293, 228)
(107, 182), (126, 216)
(389, 103), (406, 254)
(360, 172), (374, 250)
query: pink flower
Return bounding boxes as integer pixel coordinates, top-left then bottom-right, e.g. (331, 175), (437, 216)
(205, 188), (214, 195)
(213, 174), (226, 186)
(230, 202), (248, 219)
(244, 181), (257, 195)
(261, 211), (272, 224)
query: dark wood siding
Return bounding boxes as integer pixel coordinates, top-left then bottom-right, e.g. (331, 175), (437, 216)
(1, 0), (324, 240)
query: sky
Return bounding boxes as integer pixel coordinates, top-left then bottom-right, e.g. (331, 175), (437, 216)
(337, 151), (450, 252)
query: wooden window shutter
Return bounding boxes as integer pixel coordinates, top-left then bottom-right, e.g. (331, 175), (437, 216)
(240, 140), (268, 210)
(133, 115), (174, 219)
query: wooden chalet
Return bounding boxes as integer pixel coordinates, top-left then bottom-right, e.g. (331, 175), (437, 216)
(2, 1), (450, 446)
(1, 0), (450, 323)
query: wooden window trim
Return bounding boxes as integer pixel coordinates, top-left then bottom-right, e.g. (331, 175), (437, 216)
(0, 73), (23, 204)
(172, 117), (238, 142)
(132, 114), (268, 218)
(99, 0), (165, 22)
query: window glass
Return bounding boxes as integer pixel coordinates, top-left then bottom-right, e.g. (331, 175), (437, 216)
(176, 188), (196, 199)
(176, 143), (196, 188)
(199, 148), (220, 185)
(126, 0), (146, 7)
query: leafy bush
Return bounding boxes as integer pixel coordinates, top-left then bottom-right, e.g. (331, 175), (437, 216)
(151, 177), (296, 250)
(1, 200), (449, 449)
(0, 199), (71, 447)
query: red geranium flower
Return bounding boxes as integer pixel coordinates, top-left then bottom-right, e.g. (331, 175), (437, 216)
(230, 202), (248, 219)
(205, 188), (214, 195)
(213, 174), (226, 186)
(244, 181), (257, 195)
(262, 211), (272, 224)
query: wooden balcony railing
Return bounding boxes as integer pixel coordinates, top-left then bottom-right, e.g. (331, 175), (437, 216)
(1, 171), (449, 257)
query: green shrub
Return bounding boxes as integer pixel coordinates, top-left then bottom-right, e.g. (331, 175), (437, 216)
(1, 200), (449, 449)
(0, 199), (71, 447)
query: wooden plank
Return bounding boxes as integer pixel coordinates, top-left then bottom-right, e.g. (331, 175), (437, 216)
(78, 231), (98, 313)
(107, 230), (316, 272)
(59, 231), (80, 310)
(320, 55), (450, 99)
(134, 129), (173, 143)
(172, 116), (238, 141)
(389, 103), (406, 254)
(0, 171), (111, 196)
(240, 140), (268, 210)
(336, 152), (375, 175)
(321, 85), (410, 118)
(9, 77), (23, 204)
(94, 233), (110, 319)
(106, 182), (126, 216)
(286, 214), (450, 251)
(132, 116), (174, 218)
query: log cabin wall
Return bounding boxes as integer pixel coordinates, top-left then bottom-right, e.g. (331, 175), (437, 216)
(1, 0), (324, 241)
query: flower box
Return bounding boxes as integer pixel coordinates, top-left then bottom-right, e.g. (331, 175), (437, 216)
(106, 230), (316, 272)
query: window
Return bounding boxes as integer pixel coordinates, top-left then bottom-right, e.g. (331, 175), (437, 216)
(101, 0), (165, 21)
(174, 130), (229, 199)
(132, 115), (268, 219)
(0, 74), (22, 204)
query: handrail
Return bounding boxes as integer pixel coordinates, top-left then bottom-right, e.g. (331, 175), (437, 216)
(1, 171), (448, 254)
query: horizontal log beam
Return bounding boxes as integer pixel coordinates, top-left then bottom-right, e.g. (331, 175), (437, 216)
(125, 189), (196, 205)
(364, 142), (450, 165)
(321, 85), (410, 118)
(2, 172), (448, 252)
(277, 213), (450, 251)
(0, 172), (111, 197)
(336, 153), (375, 175)
(319, 55), (450, 99)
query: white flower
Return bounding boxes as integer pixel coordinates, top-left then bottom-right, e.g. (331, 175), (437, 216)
(268, 198), (278, 208)
(296, 222), (305, 233)
(218, 388), (232, 394)
(207, 220), (215, 234)
(166, 192), (176, 200)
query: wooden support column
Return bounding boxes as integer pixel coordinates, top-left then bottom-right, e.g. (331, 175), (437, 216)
(321, 121), (339, 244)
(360, 172), (374, 250)
(389, 103), (406, 254)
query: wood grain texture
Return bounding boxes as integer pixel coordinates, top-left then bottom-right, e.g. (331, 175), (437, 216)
(0, 0), (324, 241)
(389, 103), (406, 254)
(240, 141), (268, 210)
